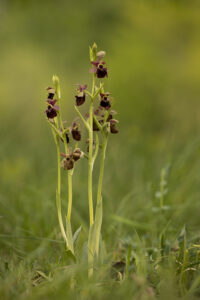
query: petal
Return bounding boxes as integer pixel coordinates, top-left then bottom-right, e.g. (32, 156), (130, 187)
(53, 105), (60, 111)
(89, 67), (97, 73)
(60, 152), (67, 158)
(91, 61), (99, 67)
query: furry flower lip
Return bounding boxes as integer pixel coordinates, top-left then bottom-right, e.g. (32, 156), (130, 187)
(109, 119), (119, 134)
(71, 122), (81, 141)
(100, 92), (111, 110)
(90, 61), (108, 78)
(75, 84), (87, 106)
(46, 105), (58, 119)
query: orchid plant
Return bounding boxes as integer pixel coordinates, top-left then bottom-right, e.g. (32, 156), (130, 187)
(44, 43), (119, 276)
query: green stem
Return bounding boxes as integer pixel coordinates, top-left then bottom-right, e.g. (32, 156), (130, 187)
(87, 74), (96, 226)
(74, 105), (90, 131)
(97, 134), (108, 205)
(92, 133), (99, 165)
(92, 73), (95, 96)
(54, 133), (68, 245)
(94, 133), (108, 259)
(67, 170), (73, 222)
(47, 120), (63, 138)
(88, 73), (97, 226)
(93, 114), (102, 131)
(88, 99), (94, 226)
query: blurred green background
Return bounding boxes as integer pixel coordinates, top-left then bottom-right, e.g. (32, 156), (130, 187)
(1, 0), (200, 266)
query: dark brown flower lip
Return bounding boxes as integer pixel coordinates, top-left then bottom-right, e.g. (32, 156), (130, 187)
(110, 123), (119, 134)
(109, 118), (119, 134)
(74, 84), (87, 107)
(72, 129), (81, 141)
(99, 92), (112, 109)
(100, 99), (111, 110)
(71, 122), (81, 141)
(75, 94), (86, 106)
(46, 105), (57, 119)
(96, 66), (108, 79)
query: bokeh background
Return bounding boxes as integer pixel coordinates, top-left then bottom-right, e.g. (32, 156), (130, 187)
(1, 0), (200, 259)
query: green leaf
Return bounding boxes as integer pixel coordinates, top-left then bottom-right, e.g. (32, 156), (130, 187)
(126, 245), (132, 278)
(65, 249), (76, 263)
(66, 219), (74, 255)
(52, 74), (61, 99)
(111, 215), (150, 230)
(93, 82), (104, 99)
(178, 225), (187, 263)
(35, 270), (52, 281)
(92, 42), (97, 61)
(73, 226), (82, 244)
(74, 105), (90, 131)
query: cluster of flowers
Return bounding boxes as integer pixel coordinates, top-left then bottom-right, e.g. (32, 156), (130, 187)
(45, 49), (118, 170)
(75, 50), (119, 134)
(45, 88), (83, 170)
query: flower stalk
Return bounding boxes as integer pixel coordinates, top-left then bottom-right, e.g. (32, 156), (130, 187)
(54, 132), (68, 245)
(88, 74), (96, 226)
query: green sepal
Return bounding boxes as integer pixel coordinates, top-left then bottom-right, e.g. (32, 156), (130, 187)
(89, 46), (93, 62)
(52, 74), (61, 99)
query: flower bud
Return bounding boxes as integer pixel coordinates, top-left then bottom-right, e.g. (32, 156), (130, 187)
(97, 51), (106, 59)
(52, 75), (61, 98)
